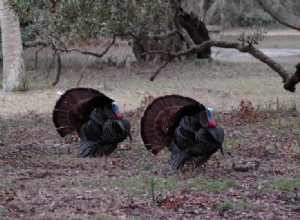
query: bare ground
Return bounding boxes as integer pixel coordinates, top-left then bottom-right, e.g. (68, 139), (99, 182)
(0, 32), (300, 219)
(0, 100), (299, 219)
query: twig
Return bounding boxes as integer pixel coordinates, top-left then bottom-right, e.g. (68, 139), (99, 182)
(53, 35), (117, 58)
(75, 35), (117, 85)
(23, 40), (49, 48)
(52, 51), (61, 86)
(76, 54), (93, 86)
(150, 59), (171, 81)
(46, 51), (58, 79)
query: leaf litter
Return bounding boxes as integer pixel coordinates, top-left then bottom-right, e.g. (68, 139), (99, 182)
(0, 98), (299, 219)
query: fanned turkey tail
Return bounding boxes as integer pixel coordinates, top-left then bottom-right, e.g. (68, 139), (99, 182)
(52, 88), (112, 137)
(140, 95), (201, 154)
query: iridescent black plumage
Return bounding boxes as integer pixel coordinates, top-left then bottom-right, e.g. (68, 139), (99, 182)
(53, 88), (131, 157)
(171, 113), (224, 171)
(140, 95), (224, 171)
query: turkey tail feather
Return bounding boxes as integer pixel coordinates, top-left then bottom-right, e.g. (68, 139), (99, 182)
(193, 154), (212, 168)
(53, 88), (104, 137)
(79, 141), (118, 157)
(78, 140), (98, 157)
(140, 95), (201, 154)
(171, 149), (191, 171)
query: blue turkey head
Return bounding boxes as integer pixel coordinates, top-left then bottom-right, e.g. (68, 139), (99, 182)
(111, 101), (123, 119)
(206, 107), (217, 127)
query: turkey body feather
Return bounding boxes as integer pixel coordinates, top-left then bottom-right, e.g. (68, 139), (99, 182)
(53, 88), (131, 157)
(140, 94), (224, 171)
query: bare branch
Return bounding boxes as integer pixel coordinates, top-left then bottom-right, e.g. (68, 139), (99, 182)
(150, 59), (171, 81)
(146, 30), (179, 41)
(23, 40), (49, 48)
(170, 40), (289, 81)
(256, 0), (300, 31)
(77, 54), (94, 86)
(52, 52), (61, 86)
(144, 1), (299, 92)
(151, 39), (299, 92)
(52, 35), (117, 58)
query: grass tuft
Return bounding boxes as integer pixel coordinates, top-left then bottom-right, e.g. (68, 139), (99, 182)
(218, 202), (233, 213)
(149, 178), (156, 204)
(272, 179), (300, 191)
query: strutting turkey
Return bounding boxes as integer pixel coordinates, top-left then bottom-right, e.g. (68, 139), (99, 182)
(140, 95), (224, 171)
(53, 88), (131, 157)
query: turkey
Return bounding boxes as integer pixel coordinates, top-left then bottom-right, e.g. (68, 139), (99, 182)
(53, 87), (131, 157)
(140, 95), (224, 171)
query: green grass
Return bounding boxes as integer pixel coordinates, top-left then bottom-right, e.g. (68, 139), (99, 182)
(188, 177), (236, 192)
(204, 179), (236, 192)
(272, 179), (300, 191)
(143, 163), (153, 171)
(218, 202), (233, 213)
(149, 178), (156, 204)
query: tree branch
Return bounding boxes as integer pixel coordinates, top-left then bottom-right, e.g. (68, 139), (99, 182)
(52, 35), (117, 58)
(52, 51), (61, 86)
(151, 39), (299, 92)
(23, 40), (49, 48)
(284, 63), (300, 92)
(150, 59), (171, 81)
(256, 0), (300, 31)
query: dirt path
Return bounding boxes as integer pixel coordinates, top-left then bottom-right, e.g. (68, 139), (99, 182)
(212, 47), (300, 62)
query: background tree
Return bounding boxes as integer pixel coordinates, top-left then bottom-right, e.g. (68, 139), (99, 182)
(6, 0), (300, 92)
(256, 0), (300, 31)
(0, 0), (26, 92)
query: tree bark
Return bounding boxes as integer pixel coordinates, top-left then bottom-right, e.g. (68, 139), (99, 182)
(0, 0), (26, 92)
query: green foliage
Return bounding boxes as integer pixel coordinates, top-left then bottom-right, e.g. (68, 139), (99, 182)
(143, 163), (153, 171)
(238, 28), (268, 45)
(218, 202), (233, 213)
(8, 0), (172, 43)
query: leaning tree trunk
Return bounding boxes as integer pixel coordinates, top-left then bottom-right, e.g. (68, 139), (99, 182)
(0, 0), (25, 92)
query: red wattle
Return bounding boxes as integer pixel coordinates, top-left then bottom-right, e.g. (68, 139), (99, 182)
(116, 113), (123, 120)
(209, 121), (217, 127)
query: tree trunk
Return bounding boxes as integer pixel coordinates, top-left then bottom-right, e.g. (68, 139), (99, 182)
(0, 0), (26, 92)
